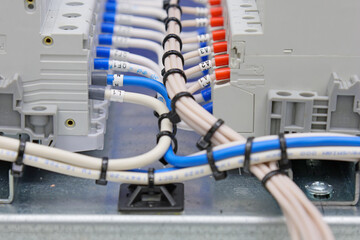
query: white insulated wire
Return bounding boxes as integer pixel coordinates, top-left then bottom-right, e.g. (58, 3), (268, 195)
(193, 93), (205, 103)
(182, 43), (201, 52)
(115, 3), (167, 20)
(111, 36), (164, 67)
(108, 60), (161, 81)
(113, 14), (165, 33)
(112, 25), (164, 43)
(108, 49), (161, 77)
(0, 143), (358, 185)
(114, 0), (163, 8)
(0, 91), (172, 171)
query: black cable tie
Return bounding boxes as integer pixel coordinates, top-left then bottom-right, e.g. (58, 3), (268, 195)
(162, 50), (185, 66)
(162, 33), (183, 51)
(156, 131), (178, 154)
(148, 168), (155, 188)
(12, 135), (28, 177)
(243, 136), (255, 173)
(166, 91), (195, 124)
(153, 93), (160, 119)
(155, 110), (178, 165)
(156, 130), (177, 165)
(196, 119), (225, 150)
(164, 17), (183, 32)
(278, 133), (291, 171)
(163, 0), (180, 9)
(166, 4), (183, 15)
(158, 113), (178, 136)
(96, 157), (109, 185)
(162, 68), (187, 87)
(261, 169), (285, 188)
(153, 111), (160, 118)
(163, 0), (170, 9)
(206, 146), (227, 181)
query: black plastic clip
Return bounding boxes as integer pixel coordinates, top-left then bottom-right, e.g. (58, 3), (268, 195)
(95, 157), (109, 185)
(261, 169), (285, 188)
(162, 50), (185, 66)
(243, 136), (255, 173)
(11, 135), (28, 177)
(206, 146), (227, 181)
(165, 4), (183, 15)
(162, 34), (183, 51)
(162, 68), (187, 86)
(196, 119), (225, 150)
(278, 133), (291, 171)
(164, 17), (183, 32)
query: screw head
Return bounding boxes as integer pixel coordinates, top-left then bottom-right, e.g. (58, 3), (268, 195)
(305, 181), (333, 199)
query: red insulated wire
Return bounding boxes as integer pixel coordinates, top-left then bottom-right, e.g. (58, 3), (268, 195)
(213, 41), (227, 53)
(210, 17), (224, 27)
(210, 7), (223, 17)
(212, 29), (226, 41)
(214, 54), (229, 67)
(209, 0), (221, 6)
(215, 67), (231, 80)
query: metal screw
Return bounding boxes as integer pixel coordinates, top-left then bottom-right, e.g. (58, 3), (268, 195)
(305, 181), (333, 200)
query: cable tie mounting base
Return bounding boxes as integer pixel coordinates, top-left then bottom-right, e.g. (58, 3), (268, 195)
(118, 183), (184, 212)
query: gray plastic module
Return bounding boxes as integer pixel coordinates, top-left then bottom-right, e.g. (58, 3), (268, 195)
(214, 0), (360, 205)
(214, 0), (360, 137)
(0, 0), (108, 151)
(267, 73), (360, 135)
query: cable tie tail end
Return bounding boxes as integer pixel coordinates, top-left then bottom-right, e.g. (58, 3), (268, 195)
(95, 157), (109, 186)
(278, 133), (292, 171)
(11, 135), (29, 178)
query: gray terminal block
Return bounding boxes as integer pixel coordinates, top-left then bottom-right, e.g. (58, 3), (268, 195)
(0, 0), (109, 151)
(214, 0), (360, 138)
(267, 73), (360, 135)
(216, 0), (360, 205)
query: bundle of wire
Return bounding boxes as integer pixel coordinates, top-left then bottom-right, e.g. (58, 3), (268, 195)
(1, 0), (357, 239)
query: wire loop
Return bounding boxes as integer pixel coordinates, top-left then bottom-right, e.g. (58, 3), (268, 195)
(164, 17), (183, 32)
(162, 33), (183, 50)
(162, 50), (184, 66)
(261, 169), (285, 188)
(163, 68), (187, 87)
